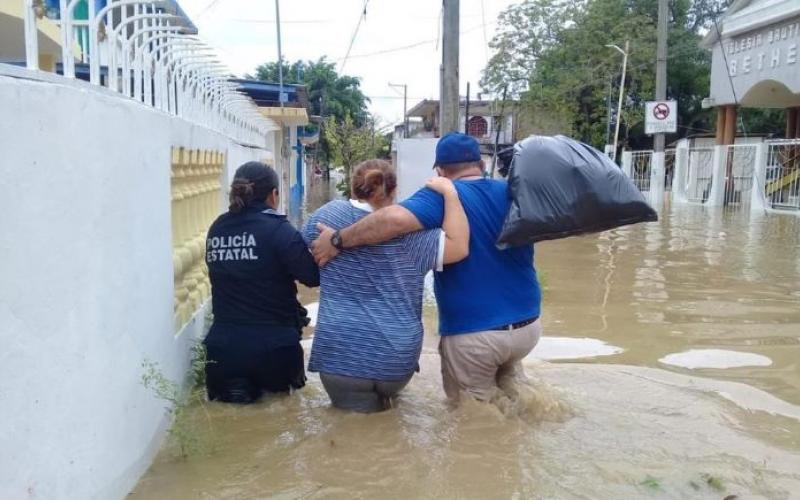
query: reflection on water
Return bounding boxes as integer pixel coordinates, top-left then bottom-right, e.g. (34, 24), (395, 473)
(132, 187), (800, 498)
(539, 206), (800, 404)
(659, 348), (773, 369)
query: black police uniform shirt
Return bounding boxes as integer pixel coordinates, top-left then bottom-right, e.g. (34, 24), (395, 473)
(205, 200), (320, 346)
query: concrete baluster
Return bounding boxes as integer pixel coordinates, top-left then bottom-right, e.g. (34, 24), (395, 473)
(706, 145), (728, 207)
(750, 142), (768, 213)
(621, 151), (633, 178)
(649, 151), (666, 209)
(673, 147), (689, 204)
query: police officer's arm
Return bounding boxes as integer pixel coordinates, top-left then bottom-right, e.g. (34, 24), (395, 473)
(275, 222), (320, 287)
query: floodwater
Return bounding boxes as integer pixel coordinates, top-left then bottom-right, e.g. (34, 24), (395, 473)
(132, 183), (800, 499)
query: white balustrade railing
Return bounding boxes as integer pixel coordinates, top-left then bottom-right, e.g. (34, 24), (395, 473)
(20, 0), (274, 146)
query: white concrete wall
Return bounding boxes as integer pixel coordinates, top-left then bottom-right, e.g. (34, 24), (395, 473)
(396, 138), (438, 201)
(0, 71), (271, 500)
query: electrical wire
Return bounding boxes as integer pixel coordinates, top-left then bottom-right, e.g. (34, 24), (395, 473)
(712, 12), (748, 137)
(196, 0), (223, 19)
(335, 21), (496, 62)
(230, 18), (329, 24)
(339, 0), (371, 73)
(435, 4), (443, 51)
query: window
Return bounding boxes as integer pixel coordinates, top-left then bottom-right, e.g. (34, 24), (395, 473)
(467, 116), (488, 137)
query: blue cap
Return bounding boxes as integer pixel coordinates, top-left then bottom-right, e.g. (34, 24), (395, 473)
(435, 132), (481, 167)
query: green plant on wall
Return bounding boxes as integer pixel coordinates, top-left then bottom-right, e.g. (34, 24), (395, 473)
(141, 343), (215, 460)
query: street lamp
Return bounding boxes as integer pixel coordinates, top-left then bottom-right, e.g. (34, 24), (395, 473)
(388, 82), (408, 138)
(606, 41), (629, 162)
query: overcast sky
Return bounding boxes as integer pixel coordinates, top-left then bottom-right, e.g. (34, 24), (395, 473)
(179, 0), (519, 128)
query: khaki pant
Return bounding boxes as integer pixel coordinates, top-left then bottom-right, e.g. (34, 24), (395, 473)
(439, 320), (542, 402)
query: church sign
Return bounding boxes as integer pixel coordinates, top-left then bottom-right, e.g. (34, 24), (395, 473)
(708, 13), (800, 107)
(726, 19), (800, 77)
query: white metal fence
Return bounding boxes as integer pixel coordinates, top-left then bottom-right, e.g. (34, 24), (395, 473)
(685, 147), (715, 203)
(764, 140), (800, 211)
(623, 139), (799, 214)
(18, 0), (273, 147)
(631, 150), (653, 192)
(723, 144), (757, 208)
(664, 148), (676, 191)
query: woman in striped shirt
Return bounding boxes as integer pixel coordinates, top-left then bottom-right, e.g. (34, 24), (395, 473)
(302, 159), (469, 412)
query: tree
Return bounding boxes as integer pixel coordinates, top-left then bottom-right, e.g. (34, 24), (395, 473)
(251, 57), (369, 125)
(480, 0), (584, 96)
(481, 0), (747, 149)
(251, 57), (370, 169)
(324, 114), (387, 197)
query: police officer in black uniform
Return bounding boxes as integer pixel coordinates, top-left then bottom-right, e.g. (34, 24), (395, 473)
(204, 161), (319, 403)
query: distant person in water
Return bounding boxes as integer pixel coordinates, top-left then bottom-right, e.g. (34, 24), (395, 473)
(302, 159), (470, 412)
(311, 133), (542, 404)
(204, 162), (319, 404)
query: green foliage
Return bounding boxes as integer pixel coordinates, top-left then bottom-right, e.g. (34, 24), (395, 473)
(740, 108), (786, 136)
(252, 58), (369, 125)
(640, 475), (662, 490)
(482, 0), (744, 149)
(141, 343), (215, 460)
(480, 0), (585, 96)
(251, 57), (371, 168)
(701, 473), (725, 492)
(324, 114), (387, 197)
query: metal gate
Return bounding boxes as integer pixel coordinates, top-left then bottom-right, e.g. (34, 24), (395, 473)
(685, 147), (715, 203)
(764, 140), (800, 211)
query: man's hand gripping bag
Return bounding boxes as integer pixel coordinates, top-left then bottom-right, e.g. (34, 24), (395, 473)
(497, 135), (658, 249)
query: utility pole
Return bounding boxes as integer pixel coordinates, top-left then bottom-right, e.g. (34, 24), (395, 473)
(275, 0), (284, 109)
(440, 0), (460, 135)
(370, 116), (375, 152)
(489, 86), (508, 178)
(651, 0), (668, 207)
(464, 81), (470, 133)
(403, 84), (408, 138)
(389, 82), (408, 138)
(606, 41), (629, 162)
(605, 76), (613, 150)
(654, 0), (668, 154)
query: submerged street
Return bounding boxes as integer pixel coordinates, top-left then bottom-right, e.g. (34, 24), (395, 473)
(132, 188), (800, 499)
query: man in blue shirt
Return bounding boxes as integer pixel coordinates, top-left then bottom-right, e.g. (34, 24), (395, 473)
(312, 133), (542, 402)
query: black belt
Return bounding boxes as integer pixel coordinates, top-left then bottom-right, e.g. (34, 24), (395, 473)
(491, 316), (539, 331)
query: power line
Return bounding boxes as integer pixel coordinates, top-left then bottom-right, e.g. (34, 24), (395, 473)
(230, 18), (330, 24)
(196, 0), (223, 19)
(712, 13), (748, 137)
(341, 40), (434, 61)
(367, 94), (429, 100)
(335, 21), (496, 63)
(339, 0), (371, 73)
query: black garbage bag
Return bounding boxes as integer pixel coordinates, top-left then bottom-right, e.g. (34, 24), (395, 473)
(497, 135), (658, 248)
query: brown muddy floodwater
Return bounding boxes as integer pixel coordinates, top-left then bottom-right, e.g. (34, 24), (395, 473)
(132, 183), (800, 499)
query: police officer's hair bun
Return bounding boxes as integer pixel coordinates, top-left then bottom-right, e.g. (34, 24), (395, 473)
(352, 159), (397, 201)
(229, 162), (280, 213)
(229, 178), (255, 213)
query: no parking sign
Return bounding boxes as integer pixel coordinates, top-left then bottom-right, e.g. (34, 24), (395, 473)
(645, 100), (677, 134)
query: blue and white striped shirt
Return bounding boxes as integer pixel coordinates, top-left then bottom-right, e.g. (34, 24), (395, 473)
(302, 200), (442, 381)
